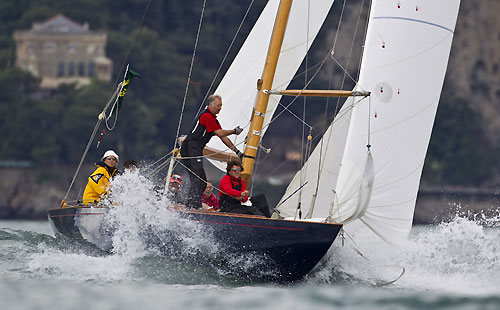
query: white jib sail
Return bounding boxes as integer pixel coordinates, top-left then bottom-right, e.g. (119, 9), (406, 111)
(206, 0), (336, 170)
(278, 0), (461, 243)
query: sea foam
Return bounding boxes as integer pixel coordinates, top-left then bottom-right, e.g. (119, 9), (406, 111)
(311, 209), (500, 294)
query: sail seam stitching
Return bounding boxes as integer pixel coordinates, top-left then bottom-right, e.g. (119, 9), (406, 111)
(373, 16), (454, 33)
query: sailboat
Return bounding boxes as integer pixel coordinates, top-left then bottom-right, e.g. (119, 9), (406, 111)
(48, 0), (461, 282)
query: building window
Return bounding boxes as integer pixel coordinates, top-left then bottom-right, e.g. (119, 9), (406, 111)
(68, 62), (75, 76)
(27, 43), (34, 55)
(68, 43), (76, 54)
(57, 62), (64, 77)
(88, 62), (95, 77)
(97, 46), (104, 55)
(28, 63), (36, 75)
(78, 62), (85, 76)
(45, 42), (55, 54)
(87, 44), (95, 55)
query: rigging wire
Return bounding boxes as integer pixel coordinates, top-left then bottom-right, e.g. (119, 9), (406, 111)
(296, 0), (312, 220)
(170, 0), (368, 178)
(110, 0), (152, 92)
(249, 142), (262, 196)
(63, 0), (152, 202)
(175, 157), (230, 196)
(367, 95), (372, 150)
(150, 0), (255, 174)
(195, 0), (257, 118)
(172, 0), (207, 151)
(271, 96), (368, 210)
(342, 229), (406, 287)
(311, 0), (364, 208)
(236, 0), (370, 149)
(275, 100), (313, 129)
(63, 120), (102, 202)
(264, 18), (370, 134)
(327, 0), (370, 98)
(263, 56), (327, 132)
(148, 138), (248, 176)
(157, 0), (370, 202)
(105, 64), (131, 131)
(356, 0), (373, 84)
(317, 0), (348, 185)
(305, 0), (348, 219)
(303, 0), (368, 217)
(148, 149), (176, 171)
(63, 86), (121, 201)
(253, 98), (363, 190)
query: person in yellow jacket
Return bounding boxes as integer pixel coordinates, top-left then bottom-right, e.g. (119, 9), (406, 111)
(82, 150), (119, 205)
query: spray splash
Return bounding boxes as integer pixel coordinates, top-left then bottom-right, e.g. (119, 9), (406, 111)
(310, 210), (500, 294)
(104, 169), (282, 281)
(28, 169), (276, 284)
(101, 169), (224, 264)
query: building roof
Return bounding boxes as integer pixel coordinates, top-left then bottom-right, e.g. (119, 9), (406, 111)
(32, 14), (89, 33)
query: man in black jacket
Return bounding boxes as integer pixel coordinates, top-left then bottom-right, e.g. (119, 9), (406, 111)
(180, 94), (243, 209)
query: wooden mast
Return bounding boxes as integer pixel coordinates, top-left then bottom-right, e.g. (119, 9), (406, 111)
(241, 0), (293, 185)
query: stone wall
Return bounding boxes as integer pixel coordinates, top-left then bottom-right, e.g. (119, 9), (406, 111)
(1, 166), (499, 223)
(0, 165), (91, 219)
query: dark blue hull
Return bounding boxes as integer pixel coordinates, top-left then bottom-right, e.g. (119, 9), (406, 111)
(48, 206), (342, 282)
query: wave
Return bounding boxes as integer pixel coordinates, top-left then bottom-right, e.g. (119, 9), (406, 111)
(5, 168), (500, 291)
(309, 211), (500, 294)
(10, 169), (277, 285)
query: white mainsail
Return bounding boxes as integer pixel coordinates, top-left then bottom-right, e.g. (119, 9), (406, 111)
(278, 0), (461, 243)
(206, 0), (336, 170)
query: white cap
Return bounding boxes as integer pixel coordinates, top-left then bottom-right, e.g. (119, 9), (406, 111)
(102, 150), (119, 162)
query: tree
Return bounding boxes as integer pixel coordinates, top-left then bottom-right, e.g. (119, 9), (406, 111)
(423, 97), (493, 186)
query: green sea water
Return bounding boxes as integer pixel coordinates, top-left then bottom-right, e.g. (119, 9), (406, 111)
(1, 219), (500, 310)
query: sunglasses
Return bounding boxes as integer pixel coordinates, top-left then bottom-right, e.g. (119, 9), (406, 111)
(231, 168), (241, 172)
(105, 157), (117, 161)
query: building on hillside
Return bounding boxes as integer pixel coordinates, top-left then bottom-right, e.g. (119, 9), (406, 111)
(13, 14), (112, 89)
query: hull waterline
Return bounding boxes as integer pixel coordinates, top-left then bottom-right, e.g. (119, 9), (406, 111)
(48, 206), (342, 282)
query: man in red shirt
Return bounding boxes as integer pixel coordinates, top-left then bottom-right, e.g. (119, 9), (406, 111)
(201, 182), (219, 211)
(181, 94), (243, 209)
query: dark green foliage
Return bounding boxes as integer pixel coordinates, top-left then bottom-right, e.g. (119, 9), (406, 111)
(423, 97), (493, 186)
(0, 0), (267, 165)
(0, 0), (496, 187)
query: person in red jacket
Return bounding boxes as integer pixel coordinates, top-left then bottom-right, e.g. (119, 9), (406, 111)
(218, 160), (264, 216)
(202, 182), (219, 211)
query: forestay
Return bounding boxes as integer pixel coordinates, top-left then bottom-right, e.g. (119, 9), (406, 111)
(206, 0), (336, 170)
(278, 0), (461, 243)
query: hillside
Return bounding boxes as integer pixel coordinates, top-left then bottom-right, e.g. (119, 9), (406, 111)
(0, 0), (499, 190)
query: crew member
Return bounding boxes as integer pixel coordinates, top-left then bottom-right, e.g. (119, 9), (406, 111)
(180, 94), (243, 209)
(82, 150), (119, 205)
(218, 160), (264, 216)
(166, 174), (183, 205)
(202, 182), (219, 211)
(123, 159), (138, 171)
